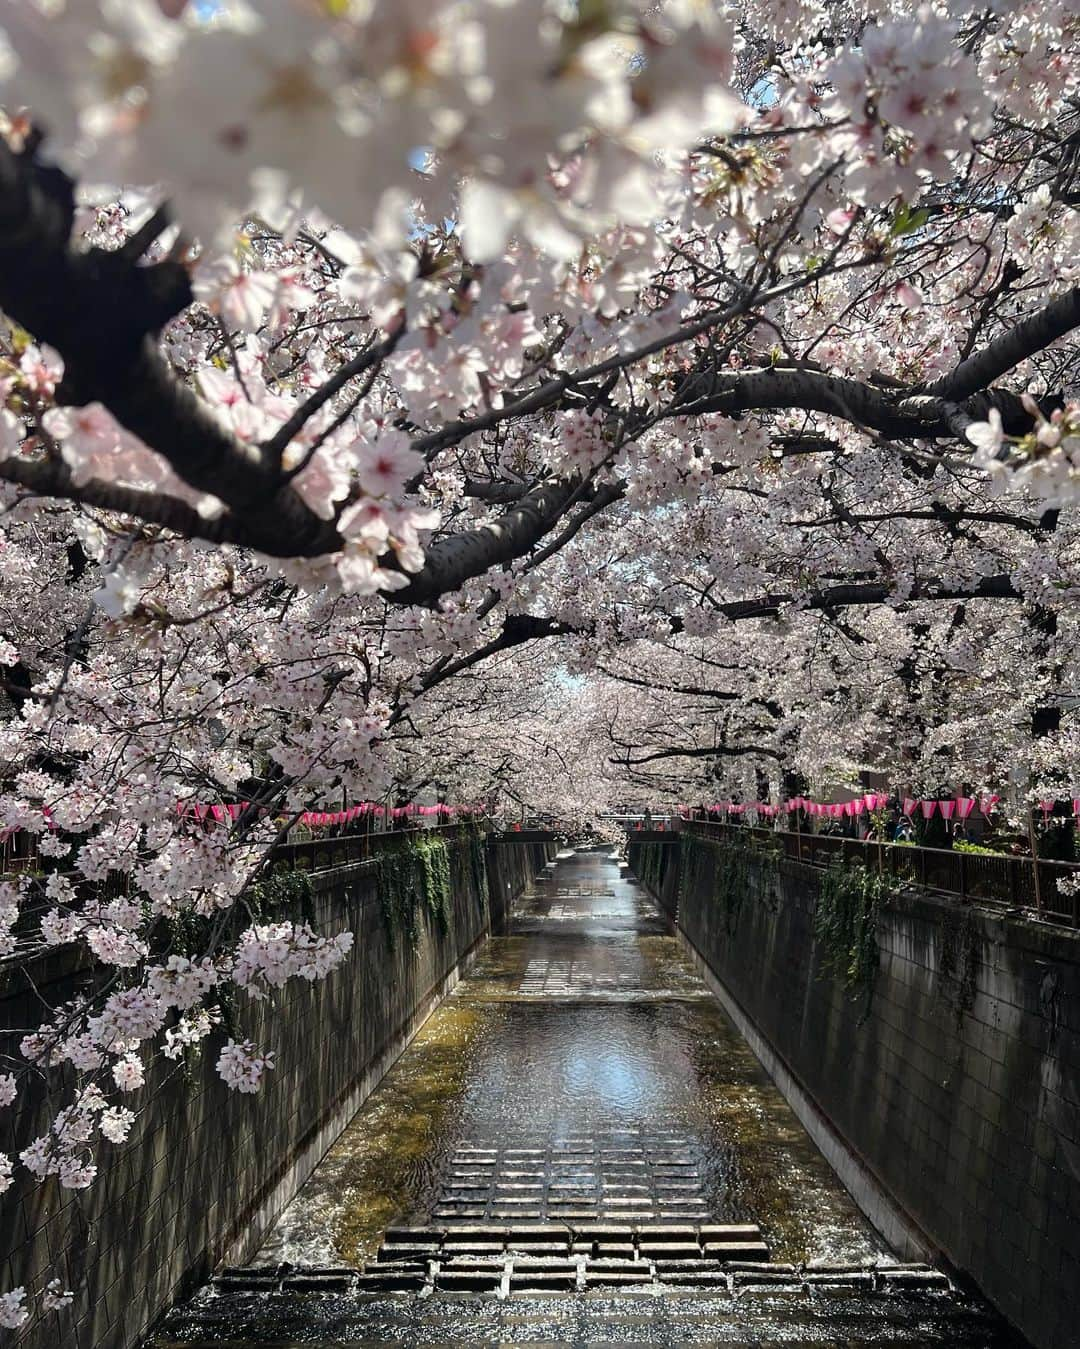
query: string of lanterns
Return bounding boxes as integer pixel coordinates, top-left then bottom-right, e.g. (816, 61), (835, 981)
(679, 795), (1080, 821)
(175, 801), (484, 827)
(681, 793), (1003, 820)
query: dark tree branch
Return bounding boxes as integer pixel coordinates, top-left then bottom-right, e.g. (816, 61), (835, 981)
(675, 366), (1049, 440)
(707, 572), (1020, 622)
(789, 506), (1045, 535)
(413, 614), (575, 698)
(262, 327), (403, 464)
(610, 741), (784, 766)
(0, 456), (243, 544)
(924, 286), (1080, 401)
(391, 477), (585, 606)
(594, 666), (741, 699)
(463, 477), (534, 503)
(0, 140), (340, 556)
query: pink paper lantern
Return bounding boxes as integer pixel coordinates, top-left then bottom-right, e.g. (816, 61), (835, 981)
(920, 800), (937, 819)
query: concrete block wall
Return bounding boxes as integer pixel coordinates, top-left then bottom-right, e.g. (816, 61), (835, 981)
(0, 834), (551, 1349)
(486, 836), (554, 933)
(626, 835), (681, 922)
(633, 836), (1080, 1349)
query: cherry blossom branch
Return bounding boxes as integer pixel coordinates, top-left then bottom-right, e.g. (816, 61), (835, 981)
(0, 456), (236, 542)
(391, 477), (585, 606)
(924, 286), (1080, 401)
(262, 327), (404, 465)
(0, 140), (340, 556)
(675, 366), (1053, 440)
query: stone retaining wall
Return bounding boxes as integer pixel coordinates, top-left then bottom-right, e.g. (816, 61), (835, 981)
(626, 835), (680, 922)
(0, 835), (551, 1349)
(632, 835), (1080, 1349)
(486, 836), (554, 933)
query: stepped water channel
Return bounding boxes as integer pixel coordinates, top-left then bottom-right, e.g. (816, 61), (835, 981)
(151, 849), (1020, 1346)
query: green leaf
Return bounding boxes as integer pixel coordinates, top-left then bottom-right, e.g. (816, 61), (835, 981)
(890, 204), (930, 238)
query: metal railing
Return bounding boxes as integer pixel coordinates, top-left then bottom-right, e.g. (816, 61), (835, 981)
(599, 812), (677, 830)
(2, 819), (478, 882)
(0, 822), (485, 964)
(267, 820), (485, 873)
(680, 819), (1080, 929)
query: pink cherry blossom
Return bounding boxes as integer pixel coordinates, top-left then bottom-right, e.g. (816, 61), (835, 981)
(0, 3), (1076, 1332)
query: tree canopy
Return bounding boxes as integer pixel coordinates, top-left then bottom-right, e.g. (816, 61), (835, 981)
(0, 0), (1078, 1328)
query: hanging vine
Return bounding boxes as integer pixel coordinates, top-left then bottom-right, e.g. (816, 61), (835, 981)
(680, 833), (780, 934)
(375, 833), (455, 951)
(246, 865), (315, 920)
(814, 859), (895, 1005)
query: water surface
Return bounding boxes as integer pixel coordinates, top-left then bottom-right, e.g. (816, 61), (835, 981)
(258, 850), (884, 1268)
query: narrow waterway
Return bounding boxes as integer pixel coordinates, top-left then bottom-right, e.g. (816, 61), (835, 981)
(259, 849), (882, 1268)
(151, 849), (1021, 1346)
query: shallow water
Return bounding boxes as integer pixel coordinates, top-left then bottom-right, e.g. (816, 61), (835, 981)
(152, 851), (1024, 1347)
(152, 1285), (1021, 1347)
(257, 851), (884, 1269)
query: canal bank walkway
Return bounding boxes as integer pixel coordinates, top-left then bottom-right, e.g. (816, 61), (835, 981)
(150, 850), (1021, 1346)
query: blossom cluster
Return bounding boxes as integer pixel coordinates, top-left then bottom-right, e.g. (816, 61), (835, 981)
(967, 400), (1080, 505)
(231, 922), (355, 999)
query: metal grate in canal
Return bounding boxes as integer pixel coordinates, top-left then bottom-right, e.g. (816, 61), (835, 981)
(432, 1130), (710, 1223)
(517, 955), (643, 991)
(213, 1223), (952, 1299)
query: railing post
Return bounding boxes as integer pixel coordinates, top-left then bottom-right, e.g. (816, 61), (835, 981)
(1027, 808), (1043, 917)
(959, 850), (966, 901)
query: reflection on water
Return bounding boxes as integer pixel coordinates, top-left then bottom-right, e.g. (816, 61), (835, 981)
(257, 850), (884, 1269)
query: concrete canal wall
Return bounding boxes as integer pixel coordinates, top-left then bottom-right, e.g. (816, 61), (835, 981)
(629, 833), (1080, 1349)
(1, 834), (552, 1349)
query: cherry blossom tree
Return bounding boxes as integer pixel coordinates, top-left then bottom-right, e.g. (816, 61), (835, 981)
(0, 0), (1079, 1331)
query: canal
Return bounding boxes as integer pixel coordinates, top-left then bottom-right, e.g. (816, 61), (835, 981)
(150, 849), (1021, 1345)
